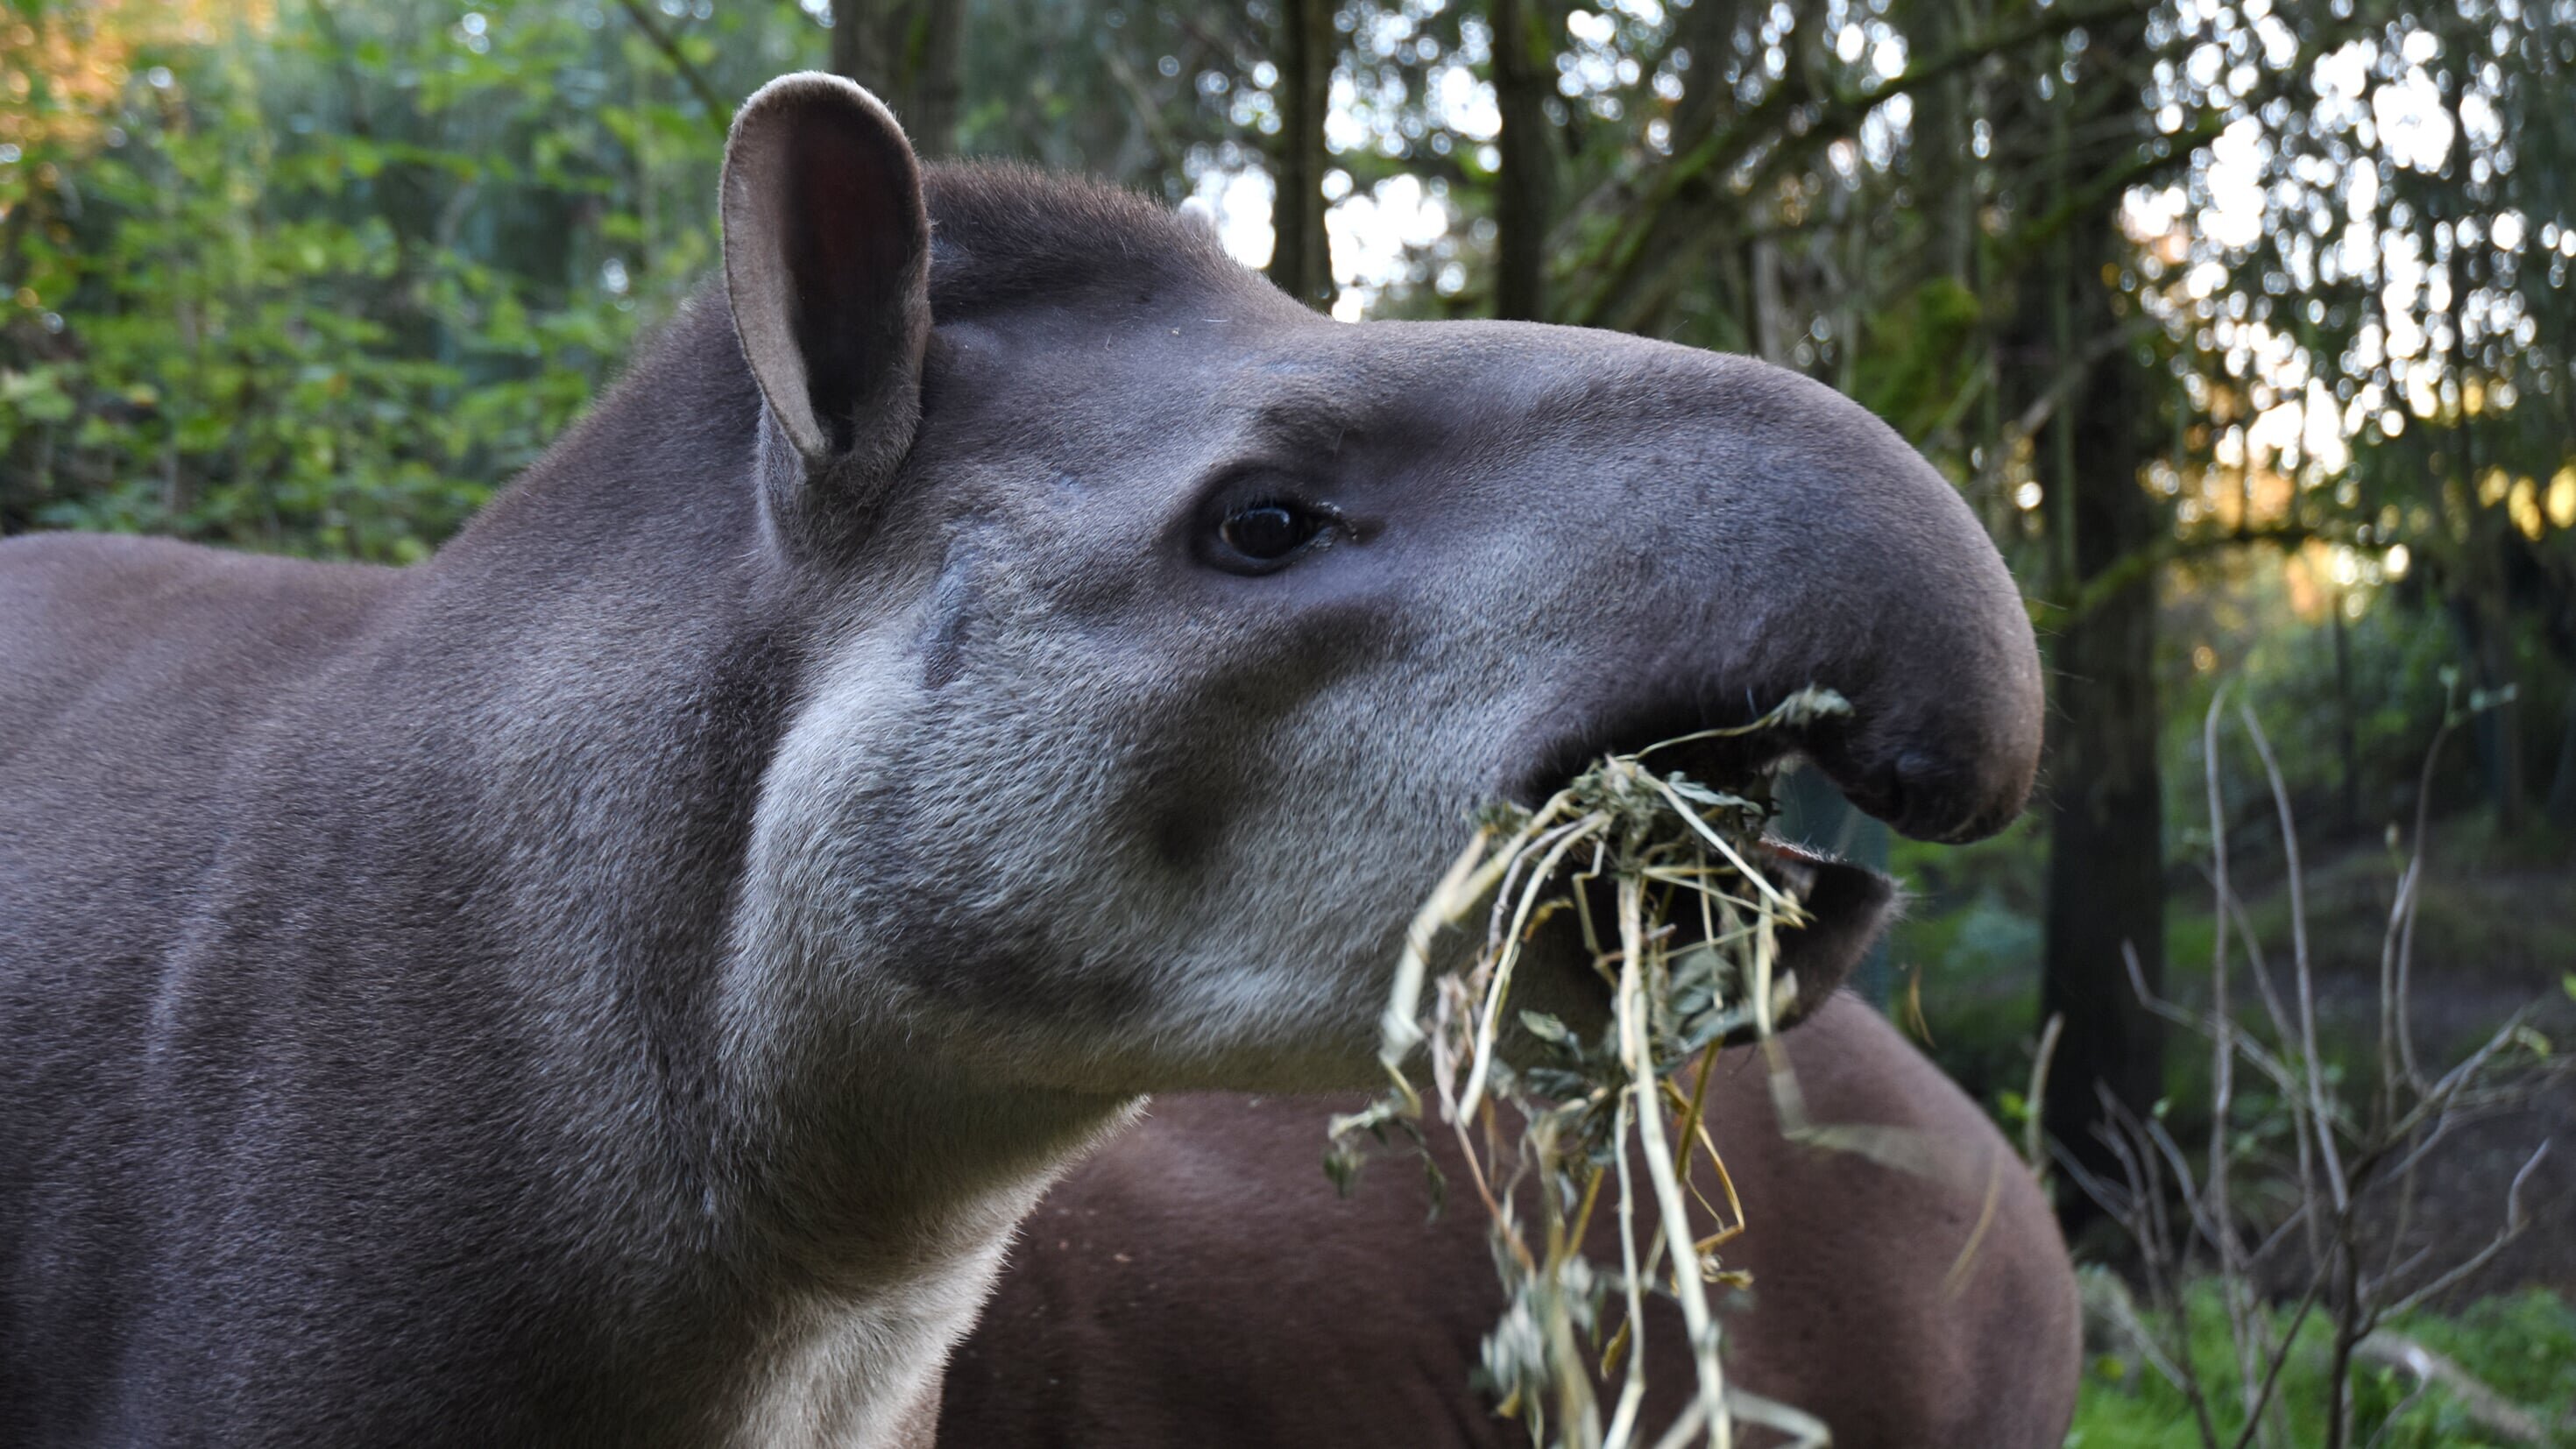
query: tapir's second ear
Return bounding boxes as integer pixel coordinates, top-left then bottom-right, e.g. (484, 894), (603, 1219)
(721, 73), (931, 480)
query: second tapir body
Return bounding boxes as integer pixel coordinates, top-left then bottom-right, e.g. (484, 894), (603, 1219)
(947, 998), (2081, 1448)
(0, 76), (2047, 1446)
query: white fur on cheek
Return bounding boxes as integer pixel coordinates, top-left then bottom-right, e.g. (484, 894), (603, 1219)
(719, 612), (1108, 1449)
(725, 616), (918, 1068)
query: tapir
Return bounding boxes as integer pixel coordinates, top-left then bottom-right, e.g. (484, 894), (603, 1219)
(0, 74), (2050, 1446)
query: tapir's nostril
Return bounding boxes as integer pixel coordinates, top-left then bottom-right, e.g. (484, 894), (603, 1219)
(1881, 745), (2019, 844)
(1796, 719), (2035, 845)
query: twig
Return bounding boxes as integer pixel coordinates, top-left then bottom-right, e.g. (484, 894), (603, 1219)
(2200, 692), (2276, 1440)
(2355, 1327), (2556, 1445)
(612, 0), (733, 134)
(2396, 710), (2463, 1096)
(2223, 1265), (2327, 1449)
(2026, 1013), (2063, 1177)
(2122, 947), (2302, 1101)
(2239, 705), (2350, 1219)
(2372, 852), (2422, 1233)
(2380, 1141), (2549, 1319)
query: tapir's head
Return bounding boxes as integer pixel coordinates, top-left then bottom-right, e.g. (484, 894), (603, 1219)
(721, 75), (2042, 1096)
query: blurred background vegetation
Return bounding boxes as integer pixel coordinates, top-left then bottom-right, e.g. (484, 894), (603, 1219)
(4, 0), (2572, 1440)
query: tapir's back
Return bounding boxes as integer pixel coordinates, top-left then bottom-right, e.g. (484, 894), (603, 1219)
(0, 532), (397, 750)
(0, 533), (400, 973)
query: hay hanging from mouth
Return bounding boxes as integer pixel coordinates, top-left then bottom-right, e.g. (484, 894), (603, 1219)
(1327, 687), (1852, 1449)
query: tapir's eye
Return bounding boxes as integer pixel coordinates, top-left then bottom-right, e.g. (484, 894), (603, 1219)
(1214, 498), (1333, 569)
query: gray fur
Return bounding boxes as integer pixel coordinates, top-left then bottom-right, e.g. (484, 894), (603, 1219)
(0, 74), (2041, 1446)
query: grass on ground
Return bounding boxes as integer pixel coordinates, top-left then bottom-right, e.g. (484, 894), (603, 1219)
(2067, 1284), (2576, 1448)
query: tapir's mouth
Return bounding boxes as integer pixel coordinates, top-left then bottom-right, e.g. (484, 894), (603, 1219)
(1539, 829), (1894, 1028)
(1507, 727), (1900, 1026)
(1504, 714), (1812, 818)
(1730, 835), (1898, 1014)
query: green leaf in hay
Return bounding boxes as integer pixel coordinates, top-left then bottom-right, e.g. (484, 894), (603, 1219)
(1518, 1009), (1571, 1044)
(1322, 1143), (1363, 1198)
(1417, 1152), (1447, 1220)
(1663, 777), (1759, 814)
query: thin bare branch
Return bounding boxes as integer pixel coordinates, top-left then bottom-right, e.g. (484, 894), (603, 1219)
(2124, 946), (2303, 1099)
(2396, 711), (2463, 1096)
(612, 0), (732, 133)
(2239, 705), (2350, 1216)
(2376, 857), (2421, 1133)
(2356, 1328), (2557, 1445)
(2200, 693), (2284, 1436)
(2224, 1266), (2327, 1449)
(2026, 1013), (2063, 1177)
(2380, 1140), (2550, 1319)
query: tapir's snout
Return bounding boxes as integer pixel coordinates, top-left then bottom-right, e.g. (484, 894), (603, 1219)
(1493, 348), (2043, 847)
(1815, 702), (2040, 846)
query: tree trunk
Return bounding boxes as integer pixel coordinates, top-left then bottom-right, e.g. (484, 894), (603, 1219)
(2546, 688), (2576, 831)
(2033, 205), (2165, 1213)
(1265, 0), (1336, 309)
(2449, 581), (2529, 831)
(2332, 593), (2361, 827)
(1490, 0), (1553, 321)
(829, 0), (963, 159)
(2038, 448), (2166, 1186)
(2539, 562), (2576, 831)
(1916, 0), (1979, 289)
(1750, 232), (1787, 364)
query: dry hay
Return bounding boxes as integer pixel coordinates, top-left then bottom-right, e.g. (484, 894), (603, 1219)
(1327, 688), (1859, 1449)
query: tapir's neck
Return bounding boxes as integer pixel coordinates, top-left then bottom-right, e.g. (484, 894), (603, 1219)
(711, 1077), (1136, 1449)
(352, 588), (1133, 1442)
(357, 299), (1137, 1444)
(687, 597), (1146, 1448)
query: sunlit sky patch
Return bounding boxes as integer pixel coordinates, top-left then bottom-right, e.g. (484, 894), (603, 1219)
(1192, 0), (1921, 320)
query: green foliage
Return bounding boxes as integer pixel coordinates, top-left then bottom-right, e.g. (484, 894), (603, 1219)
(1851, 276), (1985, 442)
(2161, 555), (2571, 843)
(0, 0), (819, 559)
(2069, 1286), (2576, 1449)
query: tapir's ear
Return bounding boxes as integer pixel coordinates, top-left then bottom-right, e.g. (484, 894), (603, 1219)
(721, 73), (931, 479)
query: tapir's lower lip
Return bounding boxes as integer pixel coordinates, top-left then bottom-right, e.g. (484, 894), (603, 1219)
(1726, 838), (1896, 1020)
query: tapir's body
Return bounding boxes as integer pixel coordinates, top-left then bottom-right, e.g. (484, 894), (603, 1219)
(0, 324), (879, 1444)
(946, 997), (2081, 1449)
(3, 75), (2056, 1447)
